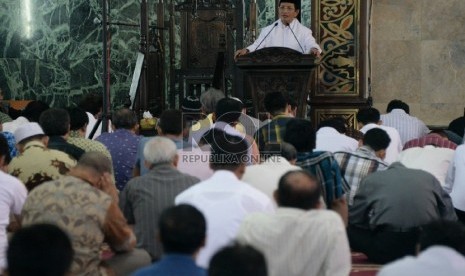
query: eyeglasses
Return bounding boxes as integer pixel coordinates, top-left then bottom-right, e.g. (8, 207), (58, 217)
(278, 6), (295, 12)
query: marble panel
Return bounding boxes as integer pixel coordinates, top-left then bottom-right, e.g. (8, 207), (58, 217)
(107, 59), (135, 108)
(372, 0), (421, 41)
(69, 0), (102, 59)
(20, 59), (71, 106)
(421, 0), (465, 41)
(371, 40), (421, 103)
(70, 59), (102, 94)
(20, 0), (70, 60)
(0, 1), (21, 58)
(0, 59), (23, 99)
(420, 41), (465, 104)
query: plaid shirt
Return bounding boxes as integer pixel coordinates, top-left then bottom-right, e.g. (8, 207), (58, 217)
(296, 151), (345, 207)
(403, 133), (457, 150)
(254, 114), (293, 151)
(334, 146), (389, 205)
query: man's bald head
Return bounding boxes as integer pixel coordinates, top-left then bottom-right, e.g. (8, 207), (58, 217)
(275, 170), (321, 210)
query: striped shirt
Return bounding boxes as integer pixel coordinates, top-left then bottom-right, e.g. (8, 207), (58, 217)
(380, 109), (430, 145)
(254, 114), (294, 151)
(296, 151), (346, 206)
(334, 146), (389, 205)
(403, 133), (457, 150)
(120, 163), (200, 260)
(237, 208), (351, 276)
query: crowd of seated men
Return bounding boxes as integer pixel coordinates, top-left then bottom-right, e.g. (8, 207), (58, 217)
(2, 88), (465, 276)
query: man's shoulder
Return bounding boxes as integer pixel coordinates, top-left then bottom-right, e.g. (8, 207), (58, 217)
(175, 180), (206, 202)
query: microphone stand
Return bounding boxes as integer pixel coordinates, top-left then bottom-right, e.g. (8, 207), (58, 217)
(101, 0), (110, 133)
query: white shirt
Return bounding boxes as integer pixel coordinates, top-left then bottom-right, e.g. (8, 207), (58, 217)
(176, 146), (214, 181)
(446, 145), (465, 210)
(242, 156), (301, 200)
(378, 246), (465, 276)
(360, 123), (402, 164)
(398, 146), (454, 188)
(247, 19), (322, 54)
(175, 170), (274, 268)
(381, 109), (430, 145)
(0, 172), (27, 270)
(2, 116), (29, 134)
(237, 208), (351, 276)
(85, 112), (113, 139)
(315, 127), (359, 153)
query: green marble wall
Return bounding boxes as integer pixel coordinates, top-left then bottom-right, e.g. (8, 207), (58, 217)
(0, 0), (312, 109)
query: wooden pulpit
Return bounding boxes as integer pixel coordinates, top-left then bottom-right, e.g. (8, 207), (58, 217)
(235, 47), (319, 118)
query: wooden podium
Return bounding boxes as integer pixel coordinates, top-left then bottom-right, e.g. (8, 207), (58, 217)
(235, 47), (319, 118)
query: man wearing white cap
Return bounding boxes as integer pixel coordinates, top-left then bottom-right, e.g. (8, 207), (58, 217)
(8, 122), (76, 191)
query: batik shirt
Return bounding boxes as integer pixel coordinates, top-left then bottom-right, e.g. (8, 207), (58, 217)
(8, 141), (76, 191)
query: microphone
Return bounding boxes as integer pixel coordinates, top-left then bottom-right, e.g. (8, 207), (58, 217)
(254, 22), (278, 51)
(288, 23), (305, 54)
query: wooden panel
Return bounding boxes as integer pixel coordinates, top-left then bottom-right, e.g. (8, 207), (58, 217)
(312, 107), (361, 130)
(309, 0), (370, 127)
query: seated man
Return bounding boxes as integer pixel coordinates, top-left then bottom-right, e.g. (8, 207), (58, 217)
(445, 144), (465, 223)
(21, 152), (150, 275)
(349, 162), (457, 264)
(237, 170), (351, 276)
(67, 107), (113, 161)
(134, 109), (188, 177)
(284, 118), (346, 209)
(175, 131), (274, 268)
(97, 108), (141, 190)
(202, 97), (260, 164)
(334, 128), (390, 205)
(378, 220), (465, 276)
(9, 122), (76, 191)
(6, 224), (73, 276)
(403, 130), (457, 150)
(120, 137), (200, 260)
(357, 107), (402, 164)
(254, 92), (294, 152)
(209, 243), (267, 276)
(189, 87), (225, 143)
(315, 117), (358, 153)
(398, 145), (455, 188)
(242, 142), (301, 200)
(132, 205), (207, 276)
(380, 99), (430, 145)
(2, 100), (49, 134)
(0, 134), (27, 273)
(39, 108), (85, 160)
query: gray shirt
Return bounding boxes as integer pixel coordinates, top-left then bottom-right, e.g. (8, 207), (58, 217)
(350, 162), (457, 231)
(119, 163), (200, 259)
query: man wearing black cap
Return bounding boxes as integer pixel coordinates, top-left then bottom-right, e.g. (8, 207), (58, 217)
(235, 0), (322, 59)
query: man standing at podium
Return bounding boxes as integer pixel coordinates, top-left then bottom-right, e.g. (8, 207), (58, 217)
(234, 0), (322, 59)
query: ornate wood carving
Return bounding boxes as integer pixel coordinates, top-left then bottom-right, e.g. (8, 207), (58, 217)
(310, 0), (370, 127)
(172, 0), (236, 103)
(237, 47), (317, 118)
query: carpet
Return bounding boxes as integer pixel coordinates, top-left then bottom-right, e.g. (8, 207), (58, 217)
(350, 252), (381, 276)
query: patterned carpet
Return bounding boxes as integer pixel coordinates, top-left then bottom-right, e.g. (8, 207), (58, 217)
(350, 252), (381, 276)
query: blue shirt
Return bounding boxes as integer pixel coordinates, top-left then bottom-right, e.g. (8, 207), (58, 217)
(296, 151), (345, 206)
(132, 254), (206, 276)
(1, 132), (18, 158)
(96, 129), (141, 190)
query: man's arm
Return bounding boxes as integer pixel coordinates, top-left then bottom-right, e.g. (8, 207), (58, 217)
(433, 178), (458, 221)
(103, 201), (136, 252)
